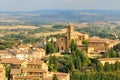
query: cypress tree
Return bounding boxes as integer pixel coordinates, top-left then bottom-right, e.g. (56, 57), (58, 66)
(75, 56), (81, 69)
(104, 62), (111, 72)
(96, 61), (104, 72)
(115, 61), (120, 70)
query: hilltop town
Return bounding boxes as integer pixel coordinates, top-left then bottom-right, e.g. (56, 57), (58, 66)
(0, 22), (119, 80)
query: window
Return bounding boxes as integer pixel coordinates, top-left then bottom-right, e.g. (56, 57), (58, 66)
(61, 47), (64, 50)
(34, 65), (37, 68)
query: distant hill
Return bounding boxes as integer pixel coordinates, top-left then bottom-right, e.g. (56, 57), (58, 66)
(0, 9), (120, 25)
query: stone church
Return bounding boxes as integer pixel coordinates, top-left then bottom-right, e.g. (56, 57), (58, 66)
(56, 23), (89, 52)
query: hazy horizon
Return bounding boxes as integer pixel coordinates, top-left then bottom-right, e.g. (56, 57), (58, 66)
(1, 0), (120, 11)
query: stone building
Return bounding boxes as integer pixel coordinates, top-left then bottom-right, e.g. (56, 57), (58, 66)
(56, 23), (120, 55)
(56, 23), (89, 52)
(98, 58), (120, 65)
(0, 58), (70, 80)
(88, 36), (120, 54)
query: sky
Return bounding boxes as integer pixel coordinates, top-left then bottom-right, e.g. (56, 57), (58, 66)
(0, 0), (120, 11)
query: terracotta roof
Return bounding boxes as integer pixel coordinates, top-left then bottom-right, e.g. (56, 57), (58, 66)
(15, 76), (42, 80)
(11, 69), (21, 74)
(28, 60), (44, 65)
(1, 58), (44, 65)
(0, 50), (9, 54)
(88, 36), (109, 42)
(22, 68), (47, 73)
(14, 76), (32, 79)
(1, 58), (24, 64)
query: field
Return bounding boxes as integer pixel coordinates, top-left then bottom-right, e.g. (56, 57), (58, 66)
(0, 25), (38, 30)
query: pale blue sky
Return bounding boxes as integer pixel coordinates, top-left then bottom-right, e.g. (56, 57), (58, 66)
(0, 0), (120, 11)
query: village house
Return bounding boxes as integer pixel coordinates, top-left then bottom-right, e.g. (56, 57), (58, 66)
(11, 59), (48, 80)
(0, 58), (70, 80)
(0, 58), (47, 80)
(88, 36), (120, 53)
(10, 44), (46, 60)
(30, 48), (46, 60)
(0, 49), (15, 58)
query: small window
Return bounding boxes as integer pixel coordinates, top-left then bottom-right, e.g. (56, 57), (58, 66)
(61, 47), (64, 50)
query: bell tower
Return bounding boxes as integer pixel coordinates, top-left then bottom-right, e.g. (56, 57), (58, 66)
(67, 23), (74, 40)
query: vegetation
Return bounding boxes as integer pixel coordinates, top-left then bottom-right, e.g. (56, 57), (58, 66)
(47, 39), (120, 80)
(4, 64), (10, 78)
(48, 55), (58, 72)
(76, 26), (120, 39)
(48, 49), (120, 80)
(52, 25), (66, 29)
(53, 74), (58, 80)
(0, 21), (120, 79)
(0, 41), (13, 50)
(46, 40), (56, 54)
(70, 71), (120, 80)
(29, 27), (58, 34)
(113, 43), (120, 52)
(3, 33), (43, 44)
(70, 39), (77, 52)
(103, 43), (120, 58)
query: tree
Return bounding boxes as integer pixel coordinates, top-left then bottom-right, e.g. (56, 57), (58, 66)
(104, 48), (118, 58)
(4, 64), (10, 78)
(75, 56), (81, 69)
(92, 63), (97, 71)
(53, 74), (58, 80)
(49, 55), (58, 71)
(70, 39), (77, 52)
(69, 56), (75, 72)
(96, 61), (104, 72)
(0, 45), (6, 50)
(46, 40), (56, 54)
(46, 41), (51, 54)
(75, 49), (89, 67)
(50, 39), (56, 53)
(115, 61), (120, 70)
(103, 52), (109, 58)
(113, 43), (120, 52)
(113, 43), (120, 57)
(110, 64), (115, 71)
(109, 48), (117, 57)
(104, 62), (111, 72)
(82, 40), (88, 51)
